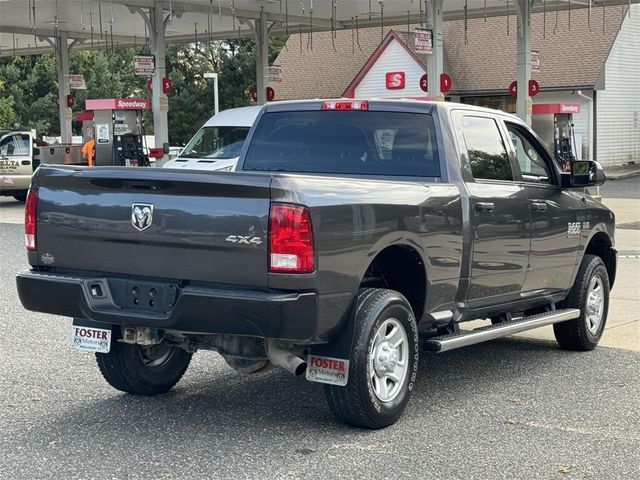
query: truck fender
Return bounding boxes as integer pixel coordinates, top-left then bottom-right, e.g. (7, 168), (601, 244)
(571, 223), (616, 288)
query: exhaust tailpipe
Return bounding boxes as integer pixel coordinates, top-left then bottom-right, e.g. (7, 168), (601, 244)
(266, 340), (307, 376)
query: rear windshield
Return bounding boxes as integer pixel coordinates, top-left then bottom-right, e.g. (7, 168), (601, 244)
(180, 126), (250, 159)
(243, 111), (440, 177)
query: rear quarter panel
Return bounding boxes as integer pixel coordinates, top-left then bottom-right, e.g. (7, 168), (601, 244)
(269, 174), (464, 332)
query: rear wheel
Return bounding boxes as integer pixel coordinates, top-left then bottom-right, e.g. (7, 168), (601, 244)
(553, 254), (610, 351)
(324, 288), (419, 429)
(96, 340), (192, 395)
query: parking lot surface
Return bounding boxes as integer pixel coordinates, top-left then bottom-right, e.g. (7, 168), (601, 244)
(1, 192), (639, 479)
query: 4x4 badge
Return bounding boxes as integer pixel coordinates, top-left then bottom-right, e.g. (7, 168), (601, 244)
(132, 204), (154, 231)
(225, 235), (262, 245)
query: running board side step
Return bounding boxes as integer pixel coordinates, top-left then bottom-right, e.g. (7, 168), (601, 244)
(422, 308), (581, 353)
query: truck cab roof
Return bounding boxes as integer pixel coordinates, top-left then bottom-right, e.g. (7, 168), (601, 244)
(259, 99), (524, 124)
(202, 106), (262, 128)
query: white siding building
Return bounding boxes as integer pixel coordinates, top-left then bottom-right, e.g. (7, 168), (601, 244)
(595, 4), (640, 166)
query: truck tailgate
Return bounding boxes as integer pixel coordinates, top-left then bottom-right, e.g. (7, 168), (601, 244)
(33, 166), (271, 288)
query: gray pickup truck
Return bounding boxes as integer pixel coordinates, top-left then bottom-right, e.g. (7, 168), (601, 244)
(17, 100), (616, 429)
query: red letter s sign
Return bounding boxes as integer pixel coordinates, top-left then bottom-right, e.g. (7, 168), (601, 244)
(385, 71), (406, 90)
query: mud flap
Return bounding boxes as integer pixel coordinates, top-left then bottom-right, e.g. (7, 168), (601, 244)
(307, 303), (358, 387)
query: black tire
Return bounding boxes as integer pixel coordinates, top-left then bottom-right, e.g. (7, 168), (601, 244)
(13, 192), (27, 202)
(553, 254), (610, 351)
(324, 288), (419, 429)
(96, 339), (192, 395)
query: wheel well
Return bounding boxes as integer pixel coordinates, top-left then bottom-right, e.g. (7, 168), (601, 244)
(360, 245), (426, 320)
(585, 232), (616, 287)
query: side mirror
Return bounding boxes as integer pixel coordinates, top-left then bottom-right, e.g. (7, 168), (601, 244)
(560, 160), (606, 188)
(570, 160), (605, 187)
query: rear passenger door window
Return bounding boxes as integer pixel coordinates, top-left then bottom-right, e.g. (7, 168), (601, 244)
(460, 116), (513, 181)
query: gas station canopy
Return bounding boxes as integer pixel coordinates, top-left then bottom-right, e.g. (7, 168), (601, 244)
(1, 1), (637, 57)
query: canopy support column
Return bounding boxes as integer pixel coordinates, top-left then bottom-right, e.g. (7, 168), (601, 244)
(134, 1), (170, 164)
(515, 0), (533, 125)
(427, 0), (444, 101)
(252, 11), (269, 105)
(152, 2), (169, 162)
(55, 31), (72, 143)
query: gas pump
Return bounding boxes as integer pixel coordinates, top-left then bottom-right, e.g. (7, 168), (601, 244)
(531, 103), (581, 171)
(84, 98), (150, 167)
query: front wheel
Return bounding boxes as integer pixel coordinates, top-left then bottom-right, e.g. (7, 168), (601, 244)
(554, 254), (610, 351)
(96, 340), (192, 395)
(324, 288), (419, 429)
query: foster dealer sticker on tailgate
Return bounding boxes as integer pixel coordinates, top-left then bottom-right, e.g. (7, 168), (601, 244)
(306, 355), (349, 386)
(71, 326), (111, 353)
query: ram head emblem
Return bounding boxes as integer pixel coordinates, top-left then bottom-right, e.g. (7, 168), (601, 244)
(131, 204), (154, 231)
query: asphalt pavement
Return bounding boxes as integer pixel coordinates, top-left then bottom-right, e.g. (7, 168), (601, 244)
(1, 182), (639, 479)
(593, 176), (640, 199)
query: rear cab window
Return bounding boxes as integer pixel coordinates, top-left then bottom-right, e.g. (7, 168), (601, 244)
(242, 110), (440, 178)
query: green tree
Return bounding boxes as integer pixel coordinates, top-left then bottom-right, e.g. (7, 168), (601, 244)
(0, 35), (287, 142)
(0, 79), (16, 128)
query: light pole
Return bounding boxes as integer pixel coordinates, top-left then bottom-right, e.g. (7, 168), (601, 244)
(204, 72), (219, 115)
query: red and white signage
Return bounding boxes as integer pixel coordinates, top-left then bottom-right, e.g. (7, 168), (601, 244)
(162, 77), (172, 94)
(134, 55), (155, 75)
(532, 103), (581, 115)
(68, 74), (86, 89)
(528, 79), (540, 97)
(71, 325), (111, 353)
(306, 355), (349, 386)
(268, 65), (282, 83)
(440, 73), (452, 93)
(385, 71), (406, 90)
(420, 74), (428, 92)
(116, 98), (150, 110)
(417, 73), (452, 94)
(414, 29), (433, 54)
(531, 50), (541, 73)
(250, 87), (276, 102)
(86, 98), (150, 111)
(509, 81), (518, 97)
(509, 80), (541, 97)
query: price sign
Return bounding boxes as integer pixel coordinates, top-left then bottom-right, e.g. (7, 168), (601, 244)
(134, 55), (155, 75)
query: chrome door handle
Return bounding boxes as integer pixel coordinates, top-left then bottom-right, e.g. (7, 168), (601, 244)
(474, 202), (495, 213)
(530, 200), (548, 212)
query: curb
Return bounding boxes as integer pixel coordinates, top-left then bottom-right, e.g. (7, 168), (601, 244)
(607, 170), (640, 181)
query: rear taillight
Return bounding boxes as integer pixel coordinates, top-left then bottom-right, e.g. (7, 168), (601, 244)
(321, 100), (369, 111)
(269, 204), (315, 273)
(25, 189), (38, 251)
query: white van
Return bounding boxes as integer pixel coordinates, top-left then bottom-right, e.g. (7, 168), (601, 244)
(163, 106), (261, 172)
